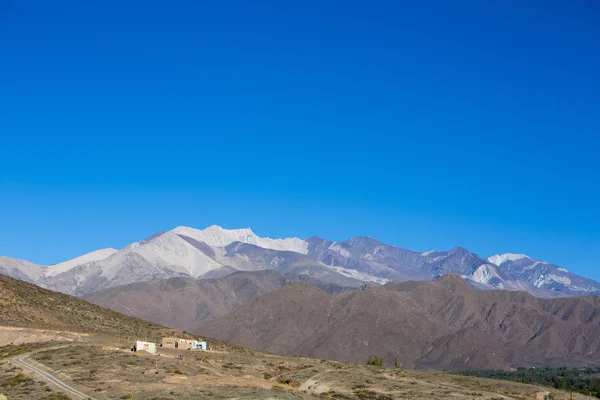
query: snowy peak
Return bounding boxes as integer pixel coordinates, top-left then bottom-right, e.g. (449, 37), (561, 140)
(2, 224), (599, 299)
(44, 248), (119, 277)
(104, 231), (223, 280)
(487, 253), (532, 266)
(171, 225), (309, 254)
(0, 256), (44, 282)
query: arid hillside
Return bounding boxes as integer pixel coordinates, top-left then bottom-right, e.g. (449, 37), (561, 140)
(83, 270), (354, 331)
(0, 273), (178, 340)
(0, 272), (592, 399)
(1, 339), (587, 399)
(198, 274), (600, 370)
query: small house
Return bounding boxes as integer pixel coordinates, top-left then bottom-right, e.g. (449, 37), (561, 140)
(161, 337), (178, 348)
(161, 337), (207, 350)
(162, 337), (195, 349)
(162, 337), (185, 349)
(191, 340), (207, 351)
(135, 340), (156, 354)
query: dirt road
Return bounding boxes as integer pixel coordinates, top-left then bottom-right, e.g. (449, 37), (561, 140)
(12, 354), (95, 399)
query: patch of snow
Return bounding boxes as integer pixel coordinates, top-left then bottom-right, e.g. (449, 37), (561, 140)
(0, 256), (45, 280)
(487, 253), (532, 266)
(329, 243), (351, 258)
(534, 273), (572, 288)
(93, 232), (225, 281)
(131, 231), (223, 278)
(549, 274), (571, 285)
(421, 250), (436, 256)
(557, 267), (569, 273)
(470, 264), (502, 285)
(534, 274), (549, 288)
(171, 225), (309, 254)
(44, 248), (119, 277)
(327, 266), (389, 285)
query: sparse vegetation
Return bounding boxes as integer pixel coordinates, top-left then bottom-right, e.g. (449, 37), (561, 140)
(262, 372), (273, 380)
(456, 366), (600, 398)
(276, 376), (301, 387)
(0, 274), (180, 340)
(0, 341), (65, 360)
(42, 393), (72, 400)
(0, 340), (582, 400)
(367, 355), (385, 367)
(0, 373), (32, 387)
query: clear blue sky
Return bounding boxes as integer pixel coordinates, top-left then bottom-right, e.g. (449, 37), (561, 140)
(1, 1), (599, 279)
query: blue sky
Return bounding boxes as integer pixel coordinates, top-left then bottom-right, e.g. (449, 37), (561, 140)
(1, 1), (599, 279)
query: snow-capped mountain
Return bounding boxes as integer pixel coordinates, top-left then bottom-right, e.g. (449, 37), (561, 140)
(305, 238), (530, 292)
(0, 256), (45, 283)
(44, 248), (118, 277)
(172, 225), (309, 254)
(0, 225), (598, 298)
(26, 226), (364, 296)
(487, 253), (600, 296)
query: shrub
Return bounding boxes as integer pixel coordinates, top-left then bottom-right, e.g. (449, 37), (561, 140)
(0, 373), (33, 387)
(277, 377), (301, 387)
(367, 356), (385, 367)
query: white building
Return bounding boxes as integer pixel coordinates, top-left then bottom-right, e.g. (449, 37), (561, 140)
(135, 340), (156, 354)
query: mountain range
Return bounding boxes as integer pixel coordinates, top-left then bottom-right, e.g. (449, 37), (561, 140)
(82, 270), (353, 332)
(1, 225), (598, 298)
(3, 225), (600, 371)
(2, 273), (575, 399)
(197, 274), (600, 370)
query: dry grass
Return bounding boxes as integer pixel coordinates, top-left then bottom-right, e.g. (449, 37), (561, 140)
(0, 341), (66, 360)
(0, 361), (76, 400)
(0, 339), (579, 400)
(0, 274), (182, 340)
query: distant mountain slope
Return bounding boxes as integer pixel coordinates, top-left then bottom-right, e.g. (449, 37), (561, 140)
(0, 256), (44, 283)
(44, 248), (118, 277)
(172, 225), (309, 253)
(197, 274), (600, 370)
(0, 274), (178, 339)
(306, 238), (540, 293)
(488, 253), (600, 295)
(83, 270), (354, 332)
(1, 225), (598, 297)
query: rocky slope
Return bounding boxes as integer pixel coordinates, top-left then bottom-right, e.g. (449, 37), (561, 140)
(489, 253), (600, 296)
(197, 274), (600, 370)
(83, 270), (353, 332)
(0, 273), (179, 339)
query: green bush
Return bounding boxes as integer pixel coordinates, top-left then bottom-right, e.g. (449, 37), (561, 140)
(367, 356), (385, 367)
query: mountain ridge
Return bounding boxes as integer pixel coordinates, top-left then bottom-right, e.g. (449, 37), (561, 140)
(197, 274), (600, 370)
(0, 225), (598, 297)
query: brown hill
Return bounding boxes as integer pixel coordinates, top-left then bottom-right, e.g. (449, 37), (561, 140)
(197, 274), (600, 370)
(83, 270), (354, 332)
(0, 273), (178, 340)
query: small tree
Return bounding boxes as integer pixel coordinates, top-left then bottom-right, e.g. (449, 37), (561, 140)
(367, 355), (385, 367)
(394, 356), (400, 369)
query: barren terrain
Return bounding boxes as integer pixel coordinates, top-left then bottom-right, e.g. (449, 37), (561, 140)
(0, 334), (592, 399)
